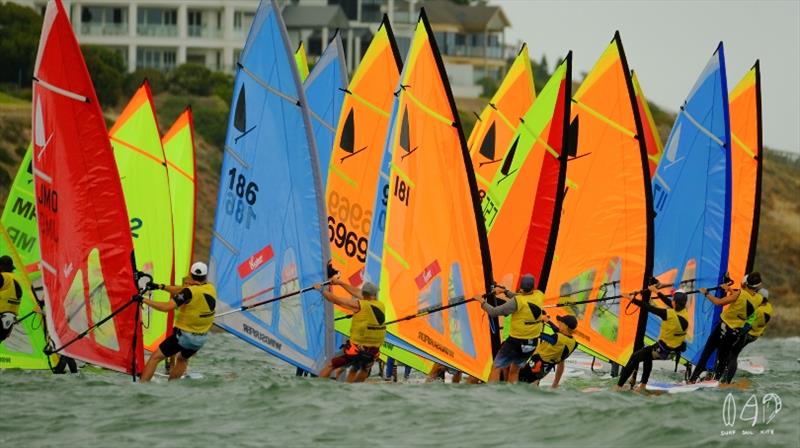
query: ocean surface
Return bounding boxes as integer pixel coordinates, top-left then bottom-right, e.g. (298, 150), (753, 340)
(1, 334), (798, 447)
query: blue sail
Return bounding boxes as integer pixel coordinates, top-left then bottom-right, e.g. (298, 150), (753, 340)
(649, 43), (731, 365)
(209, 0), (332, 374)
(305, 32), (348, 186)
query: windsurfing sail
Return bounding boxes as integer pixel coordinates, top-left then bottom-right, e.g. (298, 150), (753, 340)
(482, 54), (571, 292)
(305, 32), (348, 186)
(1, 145), (41, 278)
(727, 61), (762, 285)
(110, 81), (175, 352)
(631, 71), (664, 176)
(32, 0), (142, 374)
(468, 44), (536, 198)
(209, 0), (332, 374)
(0, 223), (50, 369)
(295, 41), (310, 82)
(542, 32), (653, 365)
(162, 107), (198, 281)
(367, 9), (494, 381)
(650, 43), (731, 365)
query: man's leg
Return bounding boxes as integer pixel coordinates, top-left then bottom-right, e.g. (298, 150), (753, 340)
(507, 363), (521, 384)
(690, 322), (722, 382)
(169, 354), (189, 381)
(141, 349), (167, 382)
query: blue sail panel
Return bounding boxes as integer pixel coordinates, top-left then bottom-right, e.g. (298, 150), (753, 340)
(209, 0), (332, 374)
(305, 33), (348, 186)
(649, 44), (731, 365)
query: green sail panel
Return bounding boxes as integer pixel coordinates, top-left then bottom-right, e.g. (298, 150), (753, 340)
(162, 108), (197, 282)
(0, 145), (41, 280)
(110, 81), (175, 352)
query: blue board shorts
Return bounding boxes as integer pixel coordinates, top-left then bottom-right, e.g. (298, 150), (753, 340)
(494, 336), (538, 368)
(159, 329), (208, 359)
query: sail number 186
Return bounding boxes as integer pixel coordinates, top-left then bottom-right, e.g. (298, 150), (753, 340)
(226, 167), (259, 228)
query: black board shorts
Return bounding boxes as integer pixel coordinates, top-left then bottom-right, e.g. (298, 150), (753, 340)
(159, 329), (206, 359)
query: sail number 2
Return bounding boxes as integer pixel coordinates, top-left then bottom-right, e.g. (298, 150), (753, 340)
(226, 167), (258, 228)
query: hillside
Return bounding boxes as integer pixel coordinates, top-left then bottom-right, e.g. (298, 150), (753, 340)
(0, 93), (797, 335)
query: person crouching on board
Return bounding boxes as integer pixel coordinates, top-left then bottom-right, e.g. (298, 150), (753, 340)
(474, 274), (545, 383)
(315, 278), (385, 383)
(520, 314), (578, 388)
(139, 262), (217, 382)
(614, 285), (689, 392)
(0, 255), (23, 343)
(719, 287), (772, 384)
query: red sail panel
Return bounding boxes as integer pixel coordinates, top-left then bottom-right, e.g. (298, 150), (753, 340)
(31, 0), (142, 374)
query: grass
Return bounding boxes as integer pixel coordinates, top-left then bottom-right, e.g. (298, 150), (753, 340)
(0, 91), (26, 104)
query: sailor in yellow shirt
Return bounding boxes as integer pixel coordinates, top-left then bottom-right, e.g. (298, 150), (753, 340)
(614, 286), (689, 392)
(140, 262), (217, 382)
(689, 272), (763, 383)
(316, 277), (386, 383)
(521, 314), (578, 388)
(721, 288), (772, 384)
(0, 255), (23, 343)
(474, 274), (545, 383)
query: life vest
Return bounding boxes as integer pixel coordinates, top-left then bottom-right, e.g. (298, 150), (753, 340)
(174, 283), (217, 334)
(658, 307), (688, 349)
(533, 332), (577, 364)
(748, 301), (772, 337)
(0, 272), (21, 315)
(721, 288), (761, 328)
(350, 299), (386, 347)
(509, 290), (545, 339)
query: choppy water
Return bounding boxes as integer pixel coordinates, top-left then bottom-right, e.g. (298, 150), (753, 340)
(1, 335), (798, 447)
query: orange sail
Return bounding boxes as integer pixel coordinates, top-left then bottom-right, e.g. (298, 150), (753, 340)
(631, 70), (664, 176)
(542, 32), (652, 364)
(376, 10), (494, 380)
(727, 61), (762, 284)
(468, 44), (536, 198)
(482, 54), (571, 292)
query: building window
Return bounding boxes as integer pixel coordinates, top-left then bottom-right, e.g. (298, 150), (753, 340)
(137, 47), (178, 71)
(138, 8), (178, 36)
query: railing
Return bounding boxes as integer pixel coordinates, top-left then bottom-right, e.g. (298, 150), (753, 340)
(80, 22), (128, 36)
(442, 45), (503, 59)
(137, 24), (178, 37)
(188, 24), (223, 39)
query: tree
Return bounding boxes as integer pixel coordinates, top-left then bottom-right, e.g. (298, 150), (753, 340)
(82, 45), (126, 107)
(168, 63), (213, 96)
(532, 54), (550, 92)
(0, 3), (42, 85)
(124, 68), (166, 98)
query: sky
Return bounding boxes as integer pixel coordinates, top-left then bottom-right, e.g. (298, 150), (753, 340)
(492, 0), (800, 152)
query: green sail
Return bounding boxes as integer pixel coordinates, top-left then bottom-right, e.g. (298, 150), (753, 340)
(110, 82), (175, 352)
(0, 145), (41, 280)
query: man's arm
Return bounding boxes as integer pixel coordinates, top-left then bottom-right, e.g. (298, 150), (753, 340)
(701, 286), (739, 306)
(142, 297), (178, 312)
(551, 361), (565, 389)
(317, 284), (361, 312)
(475, 295), (517, 318)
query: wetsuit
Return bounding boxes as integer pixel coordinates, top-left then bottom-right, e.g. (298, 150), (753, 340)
(483, 290), (545, 368)
(690, 288), (761, 382)
(617, 294), (688, 387)
(330, 299), (386, 371)
(520, 321), (577, 383)
(0, 272), (23, 342)
(721, 300), (772, 383)
(159, 282), (217, 359)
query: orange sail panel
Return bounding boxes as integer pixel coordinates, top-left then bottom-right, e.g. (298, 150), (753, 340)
(468, 44), (536, 198)
(542, 33), (652, 365)
(482, 54), (571, 292)
(631, 70), (664, 176)
(31, 0), (142, 374)
(376, 10), (494, 381)
(727, 61), (762, 284)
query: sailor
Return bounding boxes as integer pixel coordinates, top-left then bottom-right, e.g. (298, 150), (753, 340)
(140, 262), (216, 382)
(0, 255), (23, 343)
(316, 278), (385, 383)
(720, 288), (772, 383)
(521, 314), (578, 388)
(427, 363), (463, 383)
(614, 285), (689, 392)
(474, 274), (545, 383)
(689, 272), (763, 383)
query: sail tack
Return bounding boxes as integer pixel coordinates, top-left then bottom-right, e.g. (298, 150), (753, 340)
(32, 0), (142, 374)
(542, 33), (653, 365)
(210, 0), (332, 374)
(650, 44), (731, 365)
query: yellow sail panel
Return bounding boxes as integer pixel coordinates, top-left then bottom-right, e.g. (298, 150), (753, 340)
(468, 44), (536, 197)
(110, 81), (175, 351)
(162, 108), (197, 281)
(631, 71), (664, 176)
(542, 33), (652, 365)
(727, 62), (762, 284)
(379, 10), (494, 381)
(295, 41), (310, 82)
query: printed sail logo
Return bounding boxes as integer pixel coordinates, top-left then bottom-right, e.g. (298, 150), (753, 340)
(237, 245), (274, 279)
(414, 260), (441, 290)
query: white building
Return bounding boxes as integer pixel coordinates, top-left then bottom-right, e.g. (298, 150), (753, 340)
(13, 0), (509, 98)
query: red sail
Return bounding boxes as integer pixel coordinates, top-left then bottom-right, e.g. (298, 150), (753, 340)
(31, 0), (142, 374)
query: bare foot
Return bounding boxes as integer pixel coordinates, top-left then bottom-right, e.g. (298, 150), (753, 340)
(612, 385), (625, 392)
(634, 383), (647, 393)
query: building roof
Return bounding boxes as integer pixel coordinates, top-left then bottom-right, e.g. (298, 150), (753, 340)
(282, 5), (349, 29)
(421, 0), (510, 32)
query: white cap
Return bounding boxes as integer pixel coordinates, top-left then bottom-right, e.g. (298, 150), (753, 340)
(191, 261), (208, 277)
(758, 288), (769, 299)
